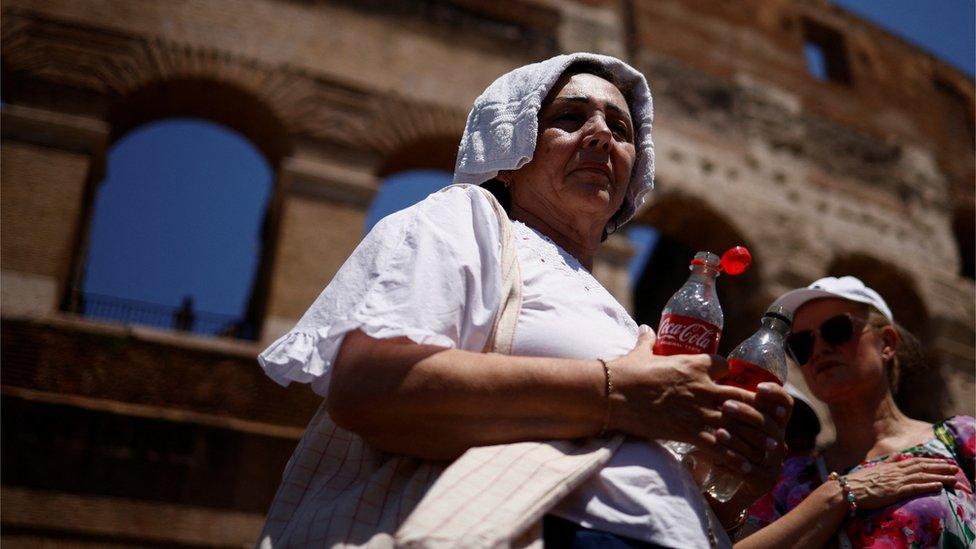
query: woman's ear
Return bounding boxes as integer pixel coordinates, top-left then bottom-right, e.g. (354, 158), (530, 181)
(879, 325), (899, 362)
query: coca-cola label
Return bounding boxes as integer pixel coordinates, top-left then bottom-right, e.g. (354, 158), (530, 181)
(653, 313), (721, 355)
(719, 358), (783, 392)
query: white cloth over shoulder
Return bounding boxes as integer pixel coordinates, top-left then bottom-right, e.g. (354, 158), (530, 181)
(453, 52), (655, 226)
(257, 185), (503, 397)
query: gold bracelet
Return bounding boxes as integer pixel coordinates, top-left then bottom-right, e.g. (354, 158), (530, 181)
(597, 358), (613, 437)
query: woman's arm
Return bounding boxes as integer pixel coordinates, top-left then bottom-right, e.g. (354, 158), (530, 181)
(328, 330), (606, 459)
(735, 457), (961, 548)
(328, 327), (759, 461)
(734, 480), (849, 548)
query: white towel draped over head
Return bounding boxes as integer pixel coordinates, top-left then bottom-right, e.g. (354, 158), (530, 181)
(453, 52), (655, 226)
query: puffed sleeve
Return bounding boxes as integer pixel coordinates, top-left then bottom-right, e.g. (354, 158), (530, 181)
(257, 185), (504, 397)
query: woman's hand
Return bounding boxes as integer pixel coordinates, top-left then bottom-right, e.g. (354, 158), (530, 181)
(714, 383), (793, 501)
(844, 457), (961, 510)
(608, 326), (759, 465)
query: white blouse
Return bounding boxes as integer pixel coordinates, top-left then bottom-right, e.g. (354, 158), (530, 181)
(259, 185), (727, 548)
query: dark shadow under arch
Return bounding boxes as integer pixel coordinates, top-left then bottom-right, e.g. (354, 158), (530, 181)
(952, 204), (975, 280)
(632, 191), (766, 355)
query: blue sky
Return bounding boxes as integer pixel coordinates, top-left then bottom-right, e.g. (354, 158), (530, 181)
(78, 2), (974, 334)
(833, 0), (974, 77)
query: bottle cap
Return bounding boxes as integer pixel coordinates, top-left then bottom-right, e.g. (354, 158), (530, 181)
(763, 304), (793, 325)
(720, 246), (752, 276)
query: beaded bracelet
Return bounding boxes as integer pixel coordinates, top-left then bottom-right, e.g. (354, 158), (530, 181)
(596, 359), (613, 437)
(828, 471), (858, 517)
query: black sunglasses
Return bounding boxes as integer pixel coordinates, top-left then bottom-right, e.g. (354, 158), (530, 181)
(786, 313), (867, 366)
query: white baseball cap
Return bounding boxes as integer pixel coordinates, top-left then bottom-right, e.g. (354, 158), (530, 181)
(771, 276), (894, 323)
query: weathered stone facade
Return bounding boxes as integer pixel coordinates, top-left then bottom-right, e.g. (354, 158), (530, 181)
(2, 0), (972, 545)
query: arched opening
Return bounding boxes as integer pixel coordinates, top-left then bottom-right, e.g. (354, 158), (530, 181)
(65, 79), (291, 340)
(367, 137), (459, 233)
(825, 254), (942, 420)
(365, 169), (452, 233)
(631, 192), (765, 355)
(76, 118), (273, 339)
(952, 204), (975, 280)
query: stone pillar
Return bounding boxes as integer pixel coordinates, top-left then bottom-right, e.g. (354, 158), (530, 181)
(1, 105), (109, 316)
(261, 155), (378, 343)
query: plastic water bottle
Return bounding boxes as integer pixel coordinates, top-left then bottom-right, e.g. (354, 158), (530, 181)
(701, 305), (792, 502)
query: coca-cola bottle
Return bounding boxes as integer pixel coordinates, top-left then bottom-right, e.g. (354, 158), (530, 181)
(657, 251), (724, 459)
(700, 304), (792, 502)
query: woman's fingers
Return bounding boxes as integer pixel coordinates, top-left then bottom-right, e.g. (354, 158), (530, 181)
(754, 383), (793, 428)
(715, 421), (788, 473)
(720, 400), (784, 454)
(899, 482), (946, 498)
(635, 324), (655, 351)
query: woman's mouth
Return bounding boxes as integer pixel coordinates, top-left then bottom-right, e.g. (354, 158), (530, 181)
(814, 361), (844, 376)
(573, 165), (612, 186)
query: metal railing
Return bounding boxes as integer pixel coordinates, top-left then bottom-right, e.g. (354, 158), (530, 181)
(75, 292), (256, 339)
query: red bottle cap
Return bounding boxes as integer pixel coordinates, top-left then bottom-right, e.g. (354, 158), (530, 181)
(720, 246), (751, 275)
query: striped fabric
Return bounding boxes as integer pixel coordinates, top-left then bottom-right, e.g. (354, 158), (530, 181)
(259, 186), (620, 548)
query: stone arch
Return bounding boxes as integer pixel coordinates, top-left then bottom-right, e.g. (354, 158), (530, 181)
(631, 190), (766, 354)
(825, 254), (929, 339)
(825, 253), (943, 420)
(107, 78), (292, 168)
(65, 77), (293, 340)
(365, 95), (467, 166)
(376, 136), (460, 178)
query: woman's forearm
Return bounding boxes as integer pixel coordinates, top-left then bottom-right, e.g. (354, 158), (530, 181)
(734, 481), (849, 549)
(327, 330), (607, 459)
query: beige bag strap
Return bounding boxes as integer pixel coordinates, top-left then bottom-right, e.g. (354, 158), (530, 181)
(397, 185), (626, 548)
(474, 185), (521, 356)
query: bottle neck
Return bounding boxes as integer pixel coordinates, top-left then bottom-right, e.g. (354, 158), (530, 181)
(761, 316), (791, 337)
(688, 264), (720, 287)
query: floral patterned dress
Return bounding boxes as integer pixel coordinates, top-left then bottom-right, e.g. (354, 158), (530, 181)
(745, 416), (975, 548)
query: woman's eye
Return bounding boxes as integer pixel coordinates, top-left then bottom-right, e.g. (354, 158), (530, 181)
(611, 121), (632, 141)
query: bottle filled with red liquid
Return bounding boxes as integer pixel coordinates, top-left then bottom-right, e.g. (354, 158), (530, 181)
(653, 251), (724, 357)
(657, 251), (724, 460)
(701, 304), (792, 502)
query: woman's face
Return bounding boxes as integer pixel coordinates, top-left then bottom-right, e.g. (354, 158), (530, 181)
(791, 298), (893, 404)
(507, 72), (636, 230)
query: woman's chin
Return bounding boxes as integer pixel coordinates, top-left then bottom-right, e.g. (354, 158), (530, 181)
(567, 182), (615, 210)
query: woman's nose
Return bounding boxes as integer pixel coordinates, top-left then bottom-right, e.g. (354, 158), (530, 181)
(582, 122), (611, 152)
(810, 333), (835, 361)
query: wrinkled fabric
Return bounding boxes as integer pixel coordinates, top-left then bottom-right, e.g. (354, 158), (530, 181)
(258, 185), (503, 397)
(453, 52), (655, 226)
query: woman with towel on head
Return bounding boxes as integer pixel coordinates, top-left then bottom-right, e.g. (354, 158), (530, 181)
(256, 53), (792, 548)
(735, 276), (975, 548)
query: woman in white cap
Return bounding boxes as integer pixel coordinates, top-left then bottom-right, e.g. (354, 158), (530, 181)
(736, 276), (975, 548)
(256, 53), (792, 548)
